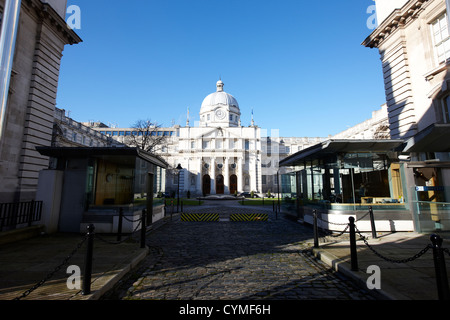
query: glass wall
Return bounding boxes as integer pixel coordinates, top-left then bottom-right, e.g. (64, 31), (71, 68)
(85, 156), (166, 210)
(295, 152), (406, 210)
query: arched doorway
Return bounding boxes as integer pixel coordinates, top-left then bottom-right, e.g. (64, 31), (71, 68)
(202, 175), (211, 195)
(230, 174), (237, 195)
(216, 174), (224, 194)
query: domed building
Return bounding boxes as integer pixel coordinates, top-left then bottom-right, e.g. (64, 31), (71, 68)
(92, 80), (325, 198)
(173, 80), (262, 196)
(199, 80), (241, 128)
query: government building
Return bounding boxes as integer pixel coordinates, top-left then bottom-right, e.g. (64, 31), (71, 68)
(88, 80), (326, 198)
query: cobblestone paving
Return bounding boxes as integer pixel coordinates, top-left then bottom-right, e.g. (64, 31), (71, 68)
(112, 204), (377, 300)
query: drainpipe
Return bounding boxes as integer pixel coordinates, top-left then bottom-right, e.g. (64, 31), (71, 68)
(447, 0), (450, 33)
(0, 0), (22, 148)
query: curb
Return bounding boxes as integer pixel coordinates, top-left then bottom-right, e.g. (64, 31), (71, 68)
(311, 247), (409, 300)
(74, 246), (149, 300)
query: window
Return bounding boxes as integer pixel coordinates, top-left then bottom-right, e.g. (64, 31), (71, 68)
(191, 141), (195, 149)
(262, 175), (267, 185)
(207, 114), (211, 121)
(431, 13), (450, 64)
(443, 95), (450, 123)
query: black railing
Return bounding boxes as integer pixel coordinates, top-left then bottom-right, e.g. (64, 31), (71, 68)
(0, 200), (43, 231)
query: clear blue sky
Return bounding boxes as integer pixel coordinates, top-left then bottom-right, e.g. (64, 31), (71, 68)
(57, 0), (384, 137)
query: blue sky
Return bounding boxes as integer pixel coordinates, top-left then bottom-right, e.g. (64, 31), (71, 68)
(57, 0), (384, 137)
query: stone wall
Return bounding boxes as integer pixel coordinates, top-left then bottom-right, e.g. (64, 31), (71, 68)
(0, 0), (81, 202)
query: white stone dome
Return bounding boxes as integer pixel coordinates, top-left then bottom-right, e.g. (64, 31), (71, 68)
(200, 80), (240, 112)
(199, 80), (241, 127)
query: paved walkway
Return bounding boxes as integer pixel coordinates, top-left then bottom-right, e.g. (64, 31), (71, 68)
(0, 201), (448, 301)
(310, 227), (450, 300)
(114, 204), (376, 300)
(0, 226), (152, 300)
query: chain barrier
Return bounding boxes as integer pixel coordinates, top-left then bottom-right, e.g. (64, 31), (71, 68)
(95, 220), (142, 245)
(314, 210), (367, 242)
(311, 211), (450, 299)
(14, 235), (88, 300)
(122, 215), (142, 223)
(353, 225), (432, 263)
(316, 210), (370, 226)
(13, 209), (149, 300)
(312, 210), (447, 263)
(444, 248), (450, 257)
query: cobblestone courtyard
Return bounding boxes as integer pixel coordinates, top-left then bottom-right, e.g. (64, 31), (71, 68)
(107, 202), (377, 300)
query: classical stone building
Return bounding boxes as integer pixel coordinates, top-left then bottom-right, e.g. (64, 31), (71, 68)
(0, 0), (81, 202)
(53, 108), (115, 148)
(92, 80), (325, 197)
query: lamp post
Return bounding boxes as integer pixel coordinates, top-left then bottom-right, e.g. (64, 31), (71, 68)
(176, 164), (182, 213)
(277, 169), (281, 213)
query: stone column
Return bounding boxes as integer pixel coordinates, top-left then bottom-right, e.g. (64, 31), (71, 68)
(210, 157), (216, 194)
(238, 157), (243, 193)
(250, 158), (257, 193)
(197, 157), (202, 195)
(224, 157), (229, 194)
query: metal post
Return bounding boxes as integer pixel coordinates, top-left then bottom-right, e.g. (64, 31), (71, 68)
(117, 207), (123, 242)
(140, 209), (146, 249)
(369, 206), (377, 239)
(82, 224), (95, 295)
(430, 234), (450, 300)
(313, 210), (319, 248)
(277, 171), (280, 213)
(349, 217), (358, 271)
(177, 178), (180, 213)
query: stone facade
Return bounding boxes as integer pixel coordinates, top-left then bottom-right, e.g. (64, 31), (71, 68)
(0, 0), (81, 202)
(53, 108), (115, 148)
(364, 0), (449, 140)
(90, 81), (326, 197)
(363, 0), (450, 231)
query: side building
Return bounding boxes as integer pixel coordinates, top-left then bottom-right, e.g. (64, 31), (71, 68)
(0, 0), (81, 203)
(363, 0), (450, 232)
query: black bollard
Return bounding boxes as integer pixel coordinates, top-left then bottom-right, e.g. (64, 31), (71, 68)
(82, 224), (95, 295)
(313, 210), (319, 248)
(430, 234), (450, 300)
(349, 217), (358, 271)
(140, 209), (146, 249)
(369, 206), (377, 239)
(117, 207), (123, 242)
